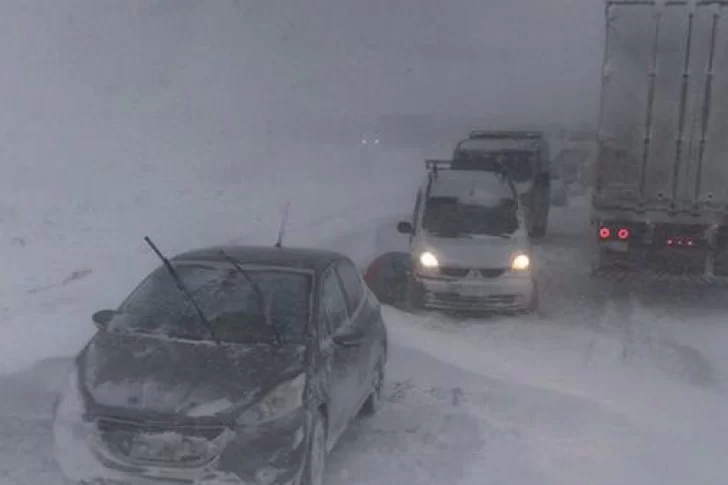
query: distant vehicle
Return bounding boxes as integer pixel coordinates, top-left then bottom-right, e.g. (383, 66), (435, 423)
(452, 130), (552, 237)
(550, 165), (568, 207)
(593, 1), (728, 280)
(396, 164), (537, 313)
(52, 244), (388, 485)
(553, 147), (591, 189)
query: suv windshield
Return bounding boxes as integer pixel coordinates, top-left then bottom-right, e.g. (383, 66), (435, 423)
(108, 263), (311, 344)
(422, 196), (519, 238)
(453, 149), (536, 182)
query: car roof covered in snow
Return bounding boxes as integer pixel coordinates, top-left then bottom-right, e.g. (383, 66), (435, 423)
(427, 170), (516, 202)
(172, 245), (345, 275)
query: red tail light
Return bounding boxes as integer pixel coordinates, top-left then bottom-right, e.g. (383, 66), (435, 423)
(617, 228), (630, 240)
(599, 227), (611, 239)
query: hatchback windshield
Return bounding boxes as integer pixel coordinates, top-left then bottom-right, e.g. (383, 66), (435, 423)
(108, 263), (311, 344)
(422, 196), (519, 238)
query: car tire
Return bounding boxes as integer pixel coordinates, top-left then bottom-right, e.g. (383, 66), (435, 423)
(360, 361), (384, 416)
(302, 411), (327, 485)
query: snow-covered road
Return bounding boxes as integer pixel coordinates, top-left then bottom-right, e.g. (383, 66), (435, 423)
(2, 195), (728, 485)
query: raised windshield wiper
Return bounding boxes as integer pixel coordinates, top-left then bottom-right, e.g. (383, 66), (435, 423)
(144, 237), (220, 344)
(219, 250), (282, 346)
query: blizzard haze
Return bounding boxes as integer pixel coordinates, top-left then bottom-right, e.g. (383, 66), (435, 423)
(3, 2), (726, 485)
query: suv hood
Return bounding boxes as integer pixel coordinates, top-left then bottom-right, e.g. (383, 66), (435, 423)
(414, 233), (528, 269)
(78, 332), (305, 419)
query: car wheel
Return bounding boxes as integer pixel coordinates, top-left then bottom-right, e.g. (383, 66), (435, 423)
(360, 361), (384, 416)
(302, 411), (327, 485)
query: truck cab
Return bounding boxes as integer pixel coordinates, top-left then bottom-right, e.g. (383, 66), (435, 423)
(452, 131), (551, 237)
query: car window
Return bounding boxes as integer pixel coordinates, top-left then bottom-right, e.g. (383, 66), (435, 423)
(112, 263), (311, 344)
(320, 269), (349, 336)
(336, 260), (364, 314)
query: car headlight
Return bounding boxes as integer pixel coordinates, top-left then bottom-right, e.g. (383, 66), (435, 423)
(419, 251), (439, 269)
(236, 374), (305, 426)
(511, 254), (530, 271)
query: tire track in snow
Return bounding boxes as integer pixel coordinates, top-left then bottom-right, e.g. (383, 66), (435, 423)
(535, 204), (720, 390)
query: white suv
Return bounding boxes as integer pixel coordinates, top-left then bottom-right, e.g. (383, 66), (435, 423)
(397, 167), (537, 313)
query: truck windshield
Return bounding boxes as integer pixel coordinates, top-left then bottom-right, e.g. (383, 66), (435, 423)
(453, 149), (535, 183)
(422, 196), (519, 238)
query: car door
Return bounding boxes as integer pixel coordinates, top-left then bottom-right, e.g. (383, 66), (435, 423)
(318, 267), (361, 442)
(335, 260), (383, 407)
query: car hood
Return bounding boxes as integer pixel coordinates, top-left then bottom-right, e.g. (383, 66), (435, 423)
(78, 332), (306, 419)
(414, 232), (528, 268)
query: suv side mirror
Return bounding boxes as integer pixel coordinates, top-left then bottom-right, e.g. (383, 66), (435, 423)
(397, 221), (413, 234)
(92, 309), (114, 330)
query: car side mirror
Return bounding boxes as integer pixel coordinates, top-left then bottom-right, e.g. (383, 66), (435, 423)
(397, 221), (413, 234)
(332, 328), (365, 348)
(92, 309), (114, 330)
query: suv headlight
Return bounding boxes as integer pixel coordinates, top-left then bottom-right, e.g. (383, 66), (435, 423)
(419, 251), (439, 269)
(236, 375), (306, 426)
(511, 254), (530, 271)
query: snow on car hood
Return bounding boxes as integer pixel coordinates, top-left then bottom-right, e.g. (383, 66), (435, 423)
(415, 232), (528, 269)
(78, 332), (306, 418)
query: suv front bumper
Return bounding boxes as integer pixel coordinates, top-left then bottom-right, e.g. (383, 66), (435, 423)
(414, 272), (535, 312)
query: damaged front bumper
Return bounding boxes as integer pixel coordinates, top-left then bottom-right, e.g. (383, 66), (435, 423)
(54, 384), (310, 485)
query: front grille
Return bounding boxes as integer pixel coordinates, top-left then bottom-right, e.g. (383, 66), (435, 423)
(425, 292), (521, 311)
(96, 417), (227, 467)
(479, 268), (507, 278)
(439, 267), (470, 278)
(437, 267), (508, 279)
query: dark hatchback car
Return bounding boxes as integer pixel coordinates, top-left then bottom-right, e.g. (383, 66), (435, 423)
(52, 245), (388, 485)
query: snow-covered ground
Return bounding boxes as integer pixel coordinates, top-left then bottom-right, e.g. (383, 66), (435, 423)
(2, 1), (728, 484)
(3, 195), (728, 485)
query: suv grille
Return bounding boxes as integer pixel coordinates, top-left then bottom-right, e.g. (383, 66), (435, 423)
(438, 267), (508, 278)
(439, 267), (470, 278)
